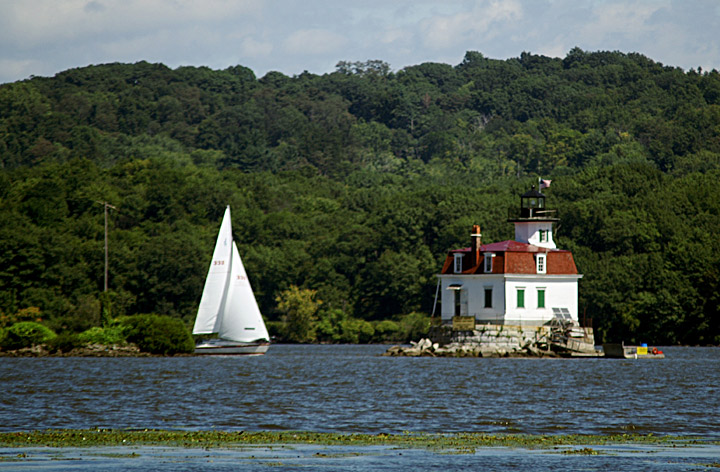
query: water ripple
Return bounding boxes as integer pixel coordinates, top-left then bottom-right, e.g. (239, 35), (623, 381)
(0, 345), (718, 437)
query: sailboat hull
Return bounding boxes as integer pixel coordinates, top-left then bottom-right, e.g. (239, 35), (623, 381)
(194, 338), (270, 355)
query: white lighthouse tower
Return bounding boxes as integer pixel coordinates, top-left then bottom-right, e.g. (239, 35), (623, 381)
(509, 186), (558, 249)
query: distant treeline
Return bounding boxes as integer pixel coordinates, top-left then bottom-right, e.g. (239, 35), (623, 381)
(0, 49), (718, 345)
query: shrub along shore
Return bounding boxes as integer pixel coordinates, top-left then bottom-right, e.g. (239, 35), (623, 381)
(0, 310), (431, 356)
(0, 342), (156, 357)
(0, 315), (195, 356)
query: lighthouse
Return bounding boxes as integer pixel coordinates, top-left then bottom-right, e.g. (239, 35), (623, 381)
(437, 186), (582, 327)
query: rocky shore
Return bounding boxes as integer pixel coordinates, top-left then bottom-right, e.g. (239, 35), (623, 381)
(382, 338), (561, 358)
(382, 321), (601, 358)
(0, 343), (153, 357)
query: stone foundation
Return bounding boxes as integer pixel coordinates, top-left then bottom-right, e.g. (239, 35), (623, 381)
(383, 324), (597, 357)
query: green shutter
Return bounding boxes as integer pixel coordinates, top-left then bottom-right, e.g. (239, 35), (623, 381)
(537, 289), (545, 308)
(517, 289), (525, 308)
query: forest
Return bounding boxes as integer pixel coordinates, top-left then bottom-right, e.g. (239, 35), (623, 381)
(0, 48), (718, 345)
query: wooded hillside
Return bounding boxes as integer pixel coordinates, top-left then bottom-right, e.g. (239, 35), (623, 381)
(1, 49), (718, 344)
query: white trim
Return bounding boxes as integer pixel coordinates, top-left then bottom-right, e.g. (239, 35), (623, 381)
(483, 285), (493, 309)
(537, 287), (546, 308)
(454, 253), (464, 273)
(484, 252), (495, 273)
(438, 274), (583, 282)
(536, 253), (546, 274)
(516, 286), (526, 309)
(504, 274), (583, 281)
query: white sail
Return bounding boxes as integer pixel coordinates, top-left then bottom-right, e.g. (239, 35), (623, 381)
(192, 206), (233, 335)
(217, 242), (270, 343)
(193, 206), (270, 354)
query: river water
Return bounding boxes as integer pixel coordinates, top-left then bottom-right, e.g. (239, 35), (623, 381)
(1, 345), (718, 437)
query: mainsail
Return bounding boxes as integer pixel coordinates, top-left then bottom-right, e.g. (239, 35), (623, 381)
(193, 207), (232, 335)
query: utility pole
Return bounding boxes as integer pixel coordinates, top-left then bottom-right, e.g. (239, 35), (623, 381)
(96, 201), (117, 292)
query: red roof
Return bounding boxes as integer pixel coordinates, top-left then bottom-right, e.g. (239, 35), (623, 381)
(449, 240), (571, 254)
(442, 240), (578, 275)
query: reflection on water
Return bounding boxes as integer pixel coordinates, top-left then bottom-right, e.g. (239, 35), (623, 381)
(1, 345), (719, 437)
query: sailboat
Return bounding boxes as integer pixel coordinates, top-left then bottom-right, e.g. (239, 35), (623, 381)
(192, 206), (270, 355)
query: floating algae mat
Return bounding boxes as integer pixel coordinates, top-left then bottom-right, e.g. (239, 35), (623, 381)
(2, 430), (720, 471)
(0, 429), (704, 448)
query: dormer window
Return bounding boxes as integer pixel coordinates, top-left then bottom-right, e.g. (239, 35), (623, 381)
(484, 253), (494, 273)
(454, 253), (464, 273)
(536, 254), (546, 274)
(539, 230), (548, 243)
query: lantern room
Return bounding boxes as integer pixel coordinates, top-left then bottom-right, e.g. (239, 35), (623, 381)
(508, 186), (558, 249)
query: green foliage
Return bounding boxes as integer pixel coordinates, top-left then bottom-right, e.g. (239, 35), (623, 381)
(315, 308), (376, 343)
(0, 321), (56, 350)
(77, 325), (126, 345)
(373, 320), (401, 342)
(276, 286), (321, 343)
(46, 332), (84, 354)
(341, 318), (375, 344)
(265, 320), (283, 340)
(120, 314), (194, 355)
(315, 308), (345, 342)
(397, 313), (432, 343)
(0, 51), (719, 345)
(0, 306), (43, 328)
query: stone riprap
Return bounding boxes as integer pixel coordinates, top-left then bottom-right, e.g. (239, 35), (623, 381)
(383, 325), (566, 357)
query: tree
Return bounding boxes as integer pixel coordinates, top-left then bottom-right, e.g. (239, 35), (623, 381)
(121, 314), (195, 355)
(1, 53), (720, 346)
(276, 286), (321, 343)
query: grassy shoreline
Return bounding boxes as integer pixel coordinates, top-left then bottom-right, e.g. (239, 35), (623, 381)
(0, 429), (714, 450)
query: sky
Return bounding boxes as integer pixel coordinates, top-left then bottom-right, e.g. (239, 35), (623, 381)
(1, 0), (719, 85)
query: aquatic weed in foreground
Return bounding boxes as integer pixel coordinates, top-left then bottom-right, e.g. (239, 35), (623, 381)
(0, 429), (709, 451)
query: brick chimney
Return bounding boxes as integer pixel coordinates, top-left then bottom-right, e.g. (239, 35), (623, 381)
(471, 224), (482, 266)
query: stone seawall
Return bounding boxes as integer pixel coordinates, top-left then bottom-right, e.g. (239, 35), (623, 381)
(384, 324), (596, 357)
